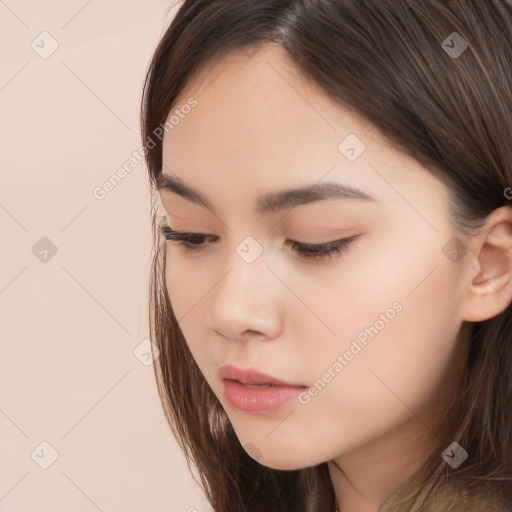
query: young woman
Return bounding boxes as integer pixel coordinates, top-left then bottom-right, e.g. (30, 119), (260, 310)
(140, 1), (512, 510)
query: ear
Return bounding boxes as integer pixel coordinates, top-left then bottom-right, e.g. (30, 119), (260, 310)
(461, 206), (512, 322)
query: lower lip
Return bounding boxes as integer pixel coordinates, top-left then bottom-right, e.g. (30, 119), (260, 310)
(222, 379), (306, 413)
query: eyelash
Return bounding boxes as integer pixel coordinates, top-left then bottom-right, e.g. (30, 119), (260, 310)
(159, 224), (357, 261)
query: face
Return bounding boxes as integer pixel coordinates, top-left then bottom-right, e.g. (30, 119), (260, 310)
(158, 44), (470, 470)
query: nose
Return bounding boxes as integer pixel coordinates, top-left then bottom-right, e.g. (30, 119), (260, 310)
(206, 247), (283, 342)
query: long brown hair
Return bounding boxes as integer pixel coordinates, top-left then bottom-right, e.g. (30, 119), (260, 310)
(140, 1), (512, 510)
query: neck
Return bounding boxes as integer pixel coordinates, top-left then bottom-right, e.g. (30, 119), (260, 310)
(328, 421), (437, 512)
(328, 323), (471, 512)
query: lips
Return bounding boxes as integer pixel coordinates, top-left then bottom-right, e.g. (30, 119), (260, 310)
(218, 364), (307, 414)
(217, 364), (303, 387)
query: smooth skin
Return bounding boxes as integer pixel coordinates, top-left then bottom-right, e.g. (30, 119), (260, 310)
(158, 45), (512, 512)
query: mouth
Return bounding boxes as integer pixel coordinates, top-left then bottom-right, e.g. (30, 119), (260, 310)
(217, 364), (305, 386)
(229, 381), (280, 388)
(218, 364), (307, 413)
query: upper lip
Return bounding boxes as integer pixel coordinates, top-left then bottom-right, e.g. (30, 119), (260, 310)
(218, 364), (305, 387)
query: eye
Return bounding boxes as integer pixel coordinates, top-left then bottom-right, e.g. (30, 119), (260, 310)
(287, 237), (358, 261)
(160, 223), (358, 261)
(160, 225), (218, 252)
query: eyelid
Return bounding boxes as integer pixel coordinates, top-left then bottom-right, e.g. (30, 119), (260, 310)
(159, 222), (359, 262)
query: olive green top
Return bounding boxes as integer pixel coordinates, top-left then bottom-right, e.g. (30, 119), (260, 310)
(375, 468), (512, 511)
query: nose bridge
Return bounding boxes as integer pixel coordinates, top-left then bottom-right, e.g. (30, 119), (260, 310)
(217, 236), (269, 305)
(207, 235), (281, 338)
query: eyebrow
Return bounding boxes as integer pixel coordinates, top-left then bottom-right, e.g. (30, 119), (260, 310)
(156, 173), (378, 214)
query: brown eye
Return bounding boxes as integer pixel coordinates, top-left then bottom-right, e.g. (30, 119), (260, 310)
(160, 225), (218, 252)
(287, 235), (359, 261)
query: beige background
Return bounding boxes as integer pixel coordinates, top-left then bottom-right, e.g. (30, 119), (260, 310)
(0, 1), (210, 510)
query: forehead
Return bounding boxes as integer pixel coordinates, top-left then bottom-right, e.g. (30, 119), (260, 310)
(167, 48), (363, 168)
(160, 44), (446, 219)
(165, 44), (376, 150)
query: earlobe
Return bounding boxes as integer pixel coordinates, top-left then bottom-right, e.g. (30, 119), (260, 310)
(462, 206), (512, 323)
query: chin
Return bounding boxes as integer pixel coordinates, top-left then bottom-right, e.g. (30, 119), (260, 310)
(243, 444), (323, 471)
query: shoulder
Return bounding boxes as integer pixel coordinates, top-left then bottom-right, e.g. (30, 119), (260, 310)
(456, 477), (512, 511)
(427, 477), (512, 512)
(379, 473), (512, 512)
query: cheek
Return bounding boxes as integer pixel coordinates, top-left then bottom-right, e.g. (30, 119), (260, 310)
(164, 252), (225, 375)
(280, 235), (414, 364)
(294, 240), (463, 435)
(164, 249), (212, 316)
(164, 253), (205, 346)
